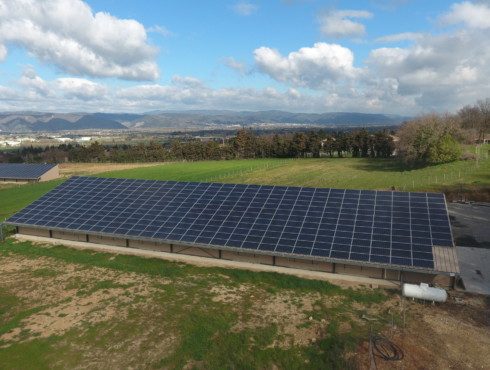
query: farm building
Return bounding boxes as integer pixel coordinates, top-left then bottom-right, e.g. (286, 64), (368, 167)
(0, 163), (60, 183)
(2, 176), (459, 287)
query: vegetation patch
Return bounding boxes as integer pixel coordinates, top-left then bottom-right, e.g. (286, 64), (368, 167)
(0, 238), (396, 368)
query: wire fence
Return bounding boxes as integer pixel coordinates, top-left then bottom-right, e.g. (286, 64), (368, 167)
(397, 146), (489, 191)
(202, 158), (295, 183)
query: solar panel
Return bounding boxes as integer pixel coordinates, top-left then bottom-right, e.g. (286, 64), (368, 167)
(5, 176), (455, 271)
(0, 163), (57, 180)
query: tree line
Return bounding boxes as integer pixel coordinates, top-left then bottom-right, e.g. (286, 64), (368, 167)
(2, 128), (395, 164)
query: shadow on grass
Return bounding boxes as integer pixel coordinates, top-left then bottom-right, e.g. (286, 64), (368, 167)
(349, 158), (409, 173)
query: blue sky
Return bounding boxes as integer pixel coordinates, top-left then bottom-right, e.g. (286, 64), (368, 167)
(0, 0), (489, 115)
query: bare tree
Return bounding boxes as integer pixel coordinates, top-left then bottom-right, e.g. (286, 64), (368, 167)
(459, 98), (490, 143)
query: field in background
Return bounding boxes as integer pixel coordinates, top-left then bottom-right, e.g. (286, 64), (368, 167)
(1, 146), (489, 221)
(98, 158), (291, 182)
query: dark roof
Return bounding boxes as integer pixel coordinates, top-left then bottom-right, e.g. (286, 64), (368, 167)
(0, 163), (58, 180)
(4, 176), (458, 274)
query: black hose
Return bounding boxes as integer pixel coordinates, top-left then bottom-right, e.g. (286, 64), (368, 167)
(371, 335), (404, 361)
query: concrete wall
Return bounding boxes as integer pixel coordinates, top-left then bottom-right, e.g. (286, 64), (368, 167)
(221, 250), (274, 265)
(52, 230), (87, 242)
(385, 269), (400, 280)
(18, 227), (50, 237)
(336, 264), (383, 279)
(88, 235), (127, 247)
(275, 256), (334, 272)
(128, 239), (171, 252)
(173, 244), (220, 258)
(0, 178), (30, 183)
(40, 165), (60, 182)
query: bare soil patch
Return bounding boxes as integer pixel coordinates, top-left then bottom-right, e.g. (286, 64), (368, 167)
(1, 246), (489, 369)
(58, 162), (166, 177)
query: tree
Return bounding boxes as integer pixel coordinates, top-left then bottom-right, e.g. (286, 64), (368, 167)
(459, 98), (490, 143)
(427, 133), (462, 164)
(334, 132), (348, 158)
(291, 132), (308, 158)
(396, 114), (463, 167)
(373, 130), (395, 158)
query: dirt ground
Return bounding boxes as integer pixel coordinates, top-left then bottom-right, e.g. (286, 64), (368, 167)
(58, 162), (165, 177)
(356, 292), (490, 369)
(1, 244), (489, 369)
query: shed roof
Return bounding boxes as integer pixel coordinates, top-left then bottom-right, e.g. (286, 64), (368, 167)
(0, 163), (58, 180)
(4, 176), (459, 274)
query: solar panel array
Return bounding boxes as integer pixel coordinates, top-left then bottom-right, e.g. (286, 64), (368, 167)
(6, 176), (454, 270)
(0, 163), (57, 180)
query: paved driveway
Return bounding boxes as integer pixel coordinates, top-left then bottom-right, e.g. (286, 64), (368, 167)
(448, 202), (490, 294)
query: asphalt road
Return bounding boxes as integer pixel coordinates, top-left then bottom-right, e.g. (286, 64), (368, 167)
(448, 202), (490, 295)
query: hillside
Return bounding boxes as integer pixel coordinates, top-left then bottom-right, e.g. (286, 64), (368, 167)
(0, 112), (126, 132)
(0, 110), (408, 132)
(122, 110), (409, 129)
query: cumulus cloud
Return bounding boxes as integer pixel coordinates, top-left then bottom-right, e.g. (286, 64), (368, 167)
(439, 1), (490, 29)
(254, 42), (361, 89)
(56, 78), (109, 100)
(318, 9), (373, 38)
(0, 0), (159, 80)
(18, 66), (56, 98)
(367, 28), (490, 111)
(233, 2), (258, 16)
(116, 80), (323, 112)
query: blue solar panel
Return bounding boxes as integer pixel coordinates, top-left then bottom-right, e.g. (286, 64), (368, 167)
(4, 176), (455, 270)
(0, 163), (57, 180)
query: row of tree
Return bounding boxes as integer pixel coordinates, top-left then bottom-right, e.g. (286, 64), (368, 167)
(65, 128), (395, 163)
(3, 128), (396, 164)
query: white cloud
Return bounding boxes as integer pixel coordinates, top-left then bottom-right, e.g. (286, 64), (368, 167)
(367, 28), (490, 111)
(233, 2), (258, 16)
(56, 78), (108, 100)
(318, 9), (373, 38)
(147, 25), (175, 38)
(0, 0), (159, 80)
(222, 57), (247, 74)
(18, 66), (56, 98)
(375, 32), (422, 43)
(439, 1), (490, 29)
(0, 44), (7, 62)
(254, 42), (361, 89)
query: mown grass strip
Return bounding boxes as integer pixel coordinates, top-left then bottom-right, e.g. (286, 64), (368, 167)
(0, 180), (63, 220)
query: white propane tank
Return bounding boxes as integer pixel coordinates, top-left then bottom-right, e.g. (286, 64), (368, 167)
(402, 283), (447, 303)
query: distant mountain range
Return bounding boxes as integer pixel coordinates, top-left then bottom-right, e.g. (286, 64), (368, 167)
(0, 110), (410, 132)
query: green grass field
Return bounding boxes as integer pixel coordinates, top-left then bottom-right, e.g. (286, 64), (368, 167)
(0, 180), (64, 221)
(98, 158), (292, 182)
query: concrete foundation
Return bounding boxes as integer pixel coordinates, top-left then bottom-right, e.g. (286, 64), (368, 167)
(13, 227), (455, 288)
